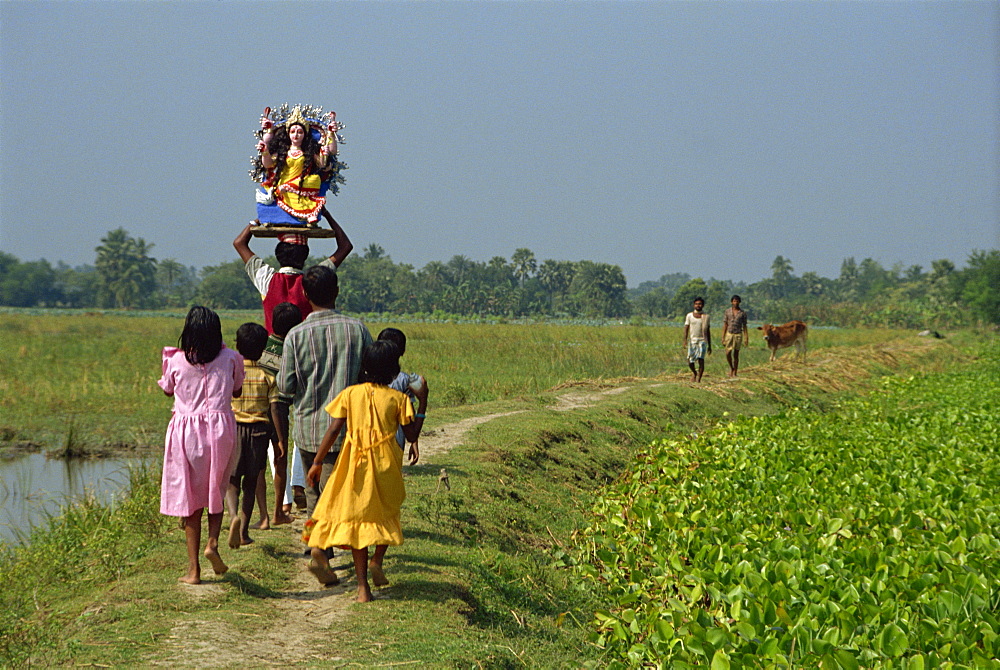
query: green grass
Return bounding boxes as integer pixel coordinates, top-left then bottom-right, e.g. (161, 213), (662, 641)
(0, 309), (911, 453)
(0, 312), (976, 667)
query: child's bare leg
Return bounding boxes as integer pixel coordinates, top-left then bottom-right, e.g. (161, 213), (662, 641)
(239, 470), (258, 545)
(204, 511), (228, 575)
(225, 477), (241, 549)
(250, 470), (270, 529)
(352, 547), (373, 602)
(272, 450), (292, 525)
(179, 510), (203, 584)
(293, 485), (306, 510)
(368, 544), (389, 587)
(226, 476), (242, 549)
(688, 361), (698, 382)
(225, 479), (238, 521)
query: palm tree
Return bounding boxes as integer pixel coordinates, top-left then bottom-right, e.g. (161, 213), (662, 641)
(537, 259), (576, 313)
(510, 248), (537, 288)
(94, 229), (156, 308)
(363, 243), (386, 260)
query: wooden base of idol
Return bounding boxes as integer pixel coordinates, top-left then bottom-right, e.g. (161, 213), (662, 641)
(250, 225), (336, 239)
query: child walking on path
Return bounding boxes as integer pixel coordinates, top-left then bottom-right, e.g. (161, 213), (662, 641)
(257, 302), (305, 526)
(158, 306), (244, 584)
(226, 322), (281, 548)
(305, 341), (429, 602)
(377, 327), (424, 464)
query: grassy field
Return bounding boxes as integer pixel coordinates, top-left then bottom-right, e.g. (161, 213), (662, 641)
(0, 309), (910, 454)
(0, 312), (981, 667)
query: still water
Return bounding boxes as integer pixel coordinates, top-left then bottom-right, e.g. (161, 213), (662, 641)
(0, 452), (151, 545)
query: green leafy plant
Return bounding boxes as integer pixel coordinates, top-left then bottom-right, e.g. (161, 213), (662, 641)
(569, 342), (1000, 668)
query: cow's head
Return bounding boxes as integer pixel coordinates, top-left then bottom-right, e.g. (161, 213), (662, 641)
(757, 324), (774, 342)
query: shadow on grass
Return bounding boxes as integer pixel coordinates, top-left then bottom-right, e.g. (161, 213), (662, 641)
(222, 572), (284, 599)
(401, 528), (469, 547)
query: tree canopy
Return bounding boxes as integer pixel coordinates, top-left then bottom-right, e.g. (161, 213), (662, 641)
(1, 233), (998, 327)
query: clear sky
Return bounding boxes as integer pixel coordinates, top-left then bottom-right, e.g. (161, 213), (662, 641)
(2, 1), (997, 286)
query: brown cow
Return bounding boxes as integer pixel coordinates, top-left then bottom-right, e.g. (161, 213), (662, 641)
(757, 321), (808, 362)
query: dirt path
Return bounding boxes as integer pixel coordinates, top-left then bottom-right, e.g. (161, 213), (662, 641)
(144, 381), (647, 667)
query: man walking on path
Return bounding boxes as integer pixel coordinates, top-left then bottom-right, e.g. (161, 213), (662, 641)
(683, 297), (711, 382)
(275, 265), (372, 517)
(722, 295), (749, 377)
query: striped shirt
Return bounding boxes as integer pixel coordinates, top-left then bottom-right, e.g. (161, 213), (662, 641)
(277, 309), (373, 453)
(232, 360), (278, 424)
(723, 307), (748, 335)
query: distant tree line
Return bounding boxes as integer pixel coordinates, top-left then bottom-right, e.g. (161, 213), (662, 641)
(2, 228), (998, 327)
(630, 253), (1000, 328)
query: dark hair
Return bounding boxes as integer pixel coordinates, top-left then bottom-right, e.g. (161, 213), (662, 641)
(275, 242), (310, 269)
(263, 123), (321, 192)
(377, 327), (406, 357)
(360, 340), (401, 386)
(731, 294), (742, 302)
(693, 296), (705, 304)
(302, 265), (338, 308)
(271, 302), (303, 338)
(179, 306), (223, 365)
(236, 322), (268, 361)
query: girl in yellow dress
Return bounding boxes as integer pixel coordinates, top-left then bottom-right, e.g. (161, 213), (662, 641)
(305, 341), (428, 602)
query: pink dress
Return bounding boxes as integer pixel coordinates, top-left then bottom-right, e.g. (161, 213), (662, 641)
(158, 346), (244, 517)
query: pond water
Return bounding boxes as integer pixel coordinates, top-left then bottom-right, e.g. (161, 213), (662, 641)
(0, 452), (151, 546)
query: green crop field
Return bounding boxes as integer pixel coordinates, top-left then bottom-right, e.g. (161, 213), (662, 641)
(568, 339), (1000, 668)
(0, 309), (909, 455)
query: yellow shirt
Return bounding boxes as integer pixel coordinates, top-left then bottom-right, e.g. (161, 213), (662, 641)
(231, 359), (277, 424)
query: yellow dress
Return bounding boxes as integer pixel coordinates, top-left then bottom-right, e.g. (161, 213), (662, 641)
(267, 153), (325, 223)
(308, 383), (414, 549)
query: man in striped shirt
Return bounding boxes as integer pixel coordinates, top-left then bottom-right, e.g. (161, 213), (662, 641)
(276, 265), (372, 516)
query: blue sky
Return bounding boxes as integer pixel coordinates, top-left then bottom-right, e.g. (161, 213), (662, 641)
(2, 1), (997, 285)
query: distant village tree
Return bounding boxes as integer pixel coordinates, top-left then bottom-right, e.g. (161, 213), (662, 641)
(94, 229), (156, 309)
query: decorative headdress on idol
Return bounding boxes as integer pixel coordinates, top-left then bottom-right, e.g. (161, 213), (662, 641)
(248, 103), (348, 196)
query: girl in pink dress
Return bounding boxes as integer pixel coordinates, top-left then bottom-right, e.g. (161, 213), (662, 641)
(158, 306), (245, 584)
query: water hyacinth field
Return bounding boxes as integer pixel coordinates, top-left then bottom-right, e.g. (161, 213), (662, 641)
(568, 343), (999, 668)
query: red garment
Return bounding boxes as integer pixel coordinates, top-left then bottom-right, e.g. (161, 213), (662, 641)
(262, 273), (312, 334)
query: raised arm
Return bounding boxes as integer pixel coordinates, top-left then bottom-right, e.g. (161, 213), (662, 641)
(258, 112), (276, 168)
(234, 222), (256, 264)
(321, 208), (353, 267)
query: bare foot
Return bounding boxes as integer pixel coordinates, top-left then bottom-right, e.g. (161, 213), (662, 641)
(369, 562), (389, 587)
(240, 535), (254, 546)
(251, 517), (271, 530)
(204, 547), (228, 575)
(356, 583), (373, 603)
(272, 512), (293, 526)
(227, 518), (241, 550)
(308, 560), (340, 586)
(178, 574), (201, 585)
